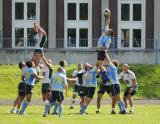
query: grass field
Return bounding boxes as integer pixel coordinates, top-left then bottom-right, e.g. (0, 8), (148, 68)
(0, 64), (160, 99)
(0, 105), (160, 124)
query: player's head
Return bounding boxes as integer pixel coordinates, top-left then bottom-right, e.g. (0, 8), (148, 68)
(77, 64), (83, 70)
(57, 66), (63, 73)
(18, 61), (25, 69)
(26, 61), (35, 68)
(122, 64), (129, 72)
(33, 23), (38, 33)
(84, 63), (93, 70)
(59, 60), (67, 68)
(103, 8), (111, 18)
(112, 59), (119, 67)
(106, 29), (113, 36)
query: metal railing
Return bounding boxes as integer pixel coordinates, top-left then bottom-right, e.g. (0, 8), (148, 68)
(0, 38), (160, 64)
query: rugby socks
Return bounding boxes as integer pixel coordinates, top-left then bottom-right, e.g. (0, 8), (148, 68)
(117, 101), (125, 112)
(80, 104), (87, 114)
(53, 103), (59, 114)
(21, 100), (28, 113)
(80, 102), (83, 109)
(58, 104), (63, 117)
(130, 107), (134, 111)
(45, 105), (50, 115)
(112, 108), (115, 111)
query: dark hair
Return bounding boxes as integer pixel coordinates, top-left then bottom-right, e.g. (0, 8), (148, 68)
(108, 29), (114, 37)
(112, 59), (119, 67)
(26, 61), (33, 68)
(18, 61), (25, 69)
(59, 60), (66, 67)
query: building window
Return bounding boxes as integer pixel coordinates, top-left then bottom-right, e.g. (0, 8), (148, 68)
(27, 28), (35, 47)
(15, 3), (24, 20)
(79, 29), (88, 47)
(65, 0), (91, 48)
(12, 0), (39, 48)
(133, 4), (141, 21)
(80, 3), (88, 20)
(27, 3), (36, 20)
(68, 29), (76, 47)
(68, 3), (76, 20)
(15, 28), (24, 47)
(118, 0), (145, 49)
(121, 4), (130, 21)
(133, 29), (141, 47)
(121, 29), (130, 48)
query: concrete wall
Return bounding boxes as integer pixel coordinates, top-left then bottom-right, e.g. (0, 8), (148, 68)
(101, 0), (109, 31)
(0, 50), (159, 65)
(48, 0), (56, 48)
(0, 0), (3, 48)
(154, 0), (160, 49)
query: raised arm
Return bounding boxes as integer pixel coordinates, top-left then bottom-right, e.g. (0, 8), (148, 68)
(42, 55), (52, 69)
(34, 23), (46, 36)
(104, 51), (112, 64)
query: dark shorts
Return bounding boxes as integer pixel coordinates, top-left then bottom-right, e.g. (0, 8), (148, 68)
(34, 49), (43, 54)
(110, 84), (120, 96)
(124, 87), (137, 96)
(50, 91), (64, 103)
(86, 87), (96, 99)
(25, 84), (34, 94)
(98, 84), (111, 95)
(41, 83), (51, 94)
(97, 50), (106, 61)
(40, 35), (47, 48)
(74, 85), (87, 97)
(18, 82), (26, 97)
(73, 84), (79, 93)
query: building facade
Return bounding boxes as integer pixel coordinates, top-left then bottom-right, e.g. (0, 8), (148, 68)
(0, 0), (159, 50)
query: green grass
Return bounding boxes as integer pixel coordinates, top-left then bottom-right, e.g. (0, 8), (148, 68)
(0, 105), (160, 124)
(0, 64), (160, 99)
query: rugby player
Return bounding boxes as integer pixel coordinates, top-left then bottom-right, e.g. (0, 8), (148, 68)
(119, 64), (138, 113)
(19, 61), (43, 114)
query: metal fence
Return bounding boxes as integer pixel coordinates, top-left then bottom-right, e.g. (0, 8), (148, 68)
(0, 38), (160, 65)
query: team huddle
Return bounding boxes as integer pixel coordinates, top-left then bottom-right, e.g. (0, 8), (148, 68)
(10, 8), (138, 117)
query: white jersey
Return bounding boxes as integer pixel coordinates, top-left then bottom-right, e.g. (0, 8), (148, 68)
(72, 69), (86, 86)
(21, 66), (27, 82)
(118, 70), (137, 87)
(42, 64), (53, 84)
(34, 33), (43, 50)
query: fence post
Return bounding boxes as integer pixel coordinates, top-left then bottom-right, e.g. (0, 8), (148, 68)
(24, 36), (27, 61)
(155, 39), (158, 64)
(67, 36), (71, 66)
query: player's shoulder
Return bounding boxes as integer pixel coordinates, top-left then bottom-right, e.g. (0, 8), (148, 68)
(128, 70), (135, 75)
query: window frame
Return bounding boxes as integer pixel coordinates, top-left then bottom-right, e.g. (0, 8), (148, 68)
(64, 0), (92, 49)
(118, 0), (146, 50)
(12, 0), (40, 48)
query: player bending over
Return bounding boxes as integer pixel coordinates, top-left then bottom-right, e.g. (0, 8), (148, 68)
(119, 64), (138, 113)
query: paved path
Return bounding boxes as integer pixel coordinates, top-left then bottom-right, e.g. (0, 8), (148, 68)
(0, 99), (160, 106)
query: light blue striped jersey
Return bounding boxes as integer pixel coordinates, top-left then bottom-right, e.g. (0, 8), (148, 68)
(108, 63), (119, 85)
(50, 72), (68, 92)
(24, 67), (37, 85)
(97, 35), (112, 48)
(85, 67), (97, 87)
